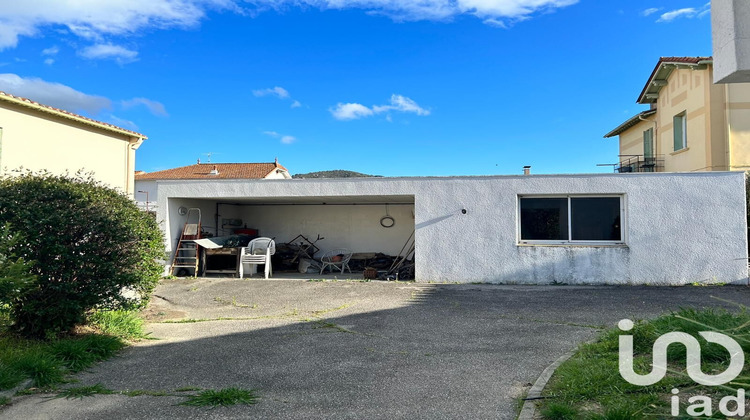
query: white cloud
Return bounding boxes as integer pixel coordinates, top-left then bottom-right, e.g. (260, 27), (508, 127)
(78, 43), (138, 63)
(0, 73), (111, 114)
(43, 58), (54, 65)
(121, 97), (168, 116)
(641, 7), (661, 16)
(263, 130), (297, 144)
(331, 94), (429, 120)
(41, 45), (59, 55)
(254, 86), (304, 108)
(656, 3), (710, 22)
(373, 94), (430, 116)
(330, 103), (375, 120)
(0, 0), (580, 52)
(253, 86), (290, 99)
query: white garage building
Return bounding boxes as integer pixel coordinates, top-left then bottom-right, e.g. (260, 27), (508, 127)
(153, 171), (748, 285)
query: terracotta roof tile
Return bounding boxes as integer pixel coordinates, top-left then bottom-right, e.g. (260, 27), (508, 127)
(135, 163), (289, 180)
(637, 56), (712, 104)
(0, 91), (146, 138)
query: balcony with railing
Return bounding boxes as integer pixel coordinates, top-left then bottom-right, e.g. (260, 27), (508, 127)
(614, 155), (664, 173)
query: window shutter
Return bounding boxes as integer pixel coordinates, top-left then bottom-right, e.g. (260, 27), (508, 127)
(643, 129), (653, 158)
(673, 115), (683, 151)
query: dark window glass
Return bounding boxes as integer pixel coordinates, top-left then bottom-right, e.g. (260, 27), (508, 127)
(520, 198), (568, 240)
(570, 197), (621, 241)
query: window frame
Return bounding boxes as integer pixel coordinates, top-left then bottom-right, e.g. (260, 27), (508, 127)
(517, 194), (626, 246)
(643, 127), (654, 158)
(673, 112), (687, 151)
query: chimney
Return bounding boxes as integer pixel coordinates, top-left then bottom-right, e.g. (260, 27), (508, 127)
(274, 157), (279, 166)
(523, 166), (531, 175)
(197, 158), (201, 164)
(209, 165), (219, 175)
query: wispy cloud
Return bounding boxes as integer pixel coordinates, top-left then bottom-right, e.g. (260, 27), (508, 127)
(122, 97), (168, 117)
(78, 43), (138, 64)
(254, 86), (304, 108)
(41, 45), (59, 56)
(656, 3), (710, 22)
(263, 130), (297, 144)
(0, 73), (111, 114)
(43, 58), (54, 65)
(253, 86), (289, 99)
(641, 7), (661, 17)
(330, 94), (430, 121)
(0, 0), (580, 52)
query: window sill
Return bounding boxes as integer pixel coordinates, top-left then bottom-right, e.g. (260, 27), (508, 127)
(517, 243), (629, 248)
(670, 147), (690, 156)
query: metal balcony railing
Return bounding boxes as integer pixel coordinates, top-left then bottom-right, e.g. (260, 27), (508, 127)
(615, 155), (664, 173)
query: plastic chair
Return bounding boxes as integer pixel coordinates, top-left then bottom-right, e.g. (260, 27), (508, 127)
(319, 248), (352, 274)
(239, 237), (275, 279)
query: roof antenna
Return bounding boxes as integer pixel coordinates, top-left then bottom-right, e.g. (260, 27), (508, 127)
(203, 152), (213, 163)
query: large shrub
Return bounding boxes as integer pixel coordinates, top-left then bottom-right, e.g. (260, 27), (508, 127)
(0, 172), (164, 337)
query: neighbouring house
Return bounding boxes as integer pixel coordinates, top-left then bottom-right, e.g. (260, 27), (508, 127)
(152, 171), (748, 285)
(0, 91), (146, 196)
(603, 57), (750, 173)
(134, 160), (291, 213)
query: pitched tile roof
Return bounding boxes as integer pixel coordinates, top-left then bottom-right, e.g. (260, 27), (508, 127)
(637, 56), (713, 104)
(0, 91), (146, 138)
(135, 162), (289, 180)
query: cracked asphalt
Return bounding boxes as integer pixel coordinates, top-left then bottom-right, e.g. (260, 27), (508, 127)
(3, 279), (750, 419)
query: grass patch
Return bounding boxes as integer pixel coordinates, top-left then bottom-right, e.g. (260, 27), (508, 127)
(537, 307), (750, 419)
(0, 310), (144, 393)
(87, 310), (149, 340)
(175, 386), (201, 392)
(56, 383), (113, 399)
(0, 396), (9, 405)
(179, 387), (259, 407)
(122, 389), (169, 397)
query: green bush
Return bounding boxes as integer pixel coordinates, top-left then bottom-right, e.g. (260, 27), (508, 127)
(0, 171), (164, 337)
(0, 224), (36, 309)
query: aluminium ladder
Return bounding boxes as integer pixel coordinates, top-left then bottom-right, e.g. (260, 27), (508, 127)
(170, 208), (202, 277)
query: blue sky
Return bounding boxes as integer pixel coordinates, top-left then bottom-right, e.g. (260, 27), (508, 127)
(0, 1), (712, 176)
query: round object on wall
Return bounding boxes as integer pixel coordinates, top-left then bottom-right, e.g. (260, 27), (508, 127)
(178, 206), (188, 216)
(380, 216), (395, 228)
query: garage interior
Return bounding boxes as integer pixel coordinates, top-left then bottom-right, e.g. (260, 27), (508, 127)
(168, 195), (416, 279)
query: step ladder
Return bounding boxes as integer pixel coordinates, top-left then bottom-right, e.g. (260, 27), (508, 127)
(170, 208), (202, 277)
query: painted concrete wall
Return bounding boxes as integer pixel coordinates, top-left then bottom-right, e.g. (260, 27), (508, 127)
(618, 119), (653, 157)
(712, 0), (750, 83)
(655, 67), (712, 172)
(727, 83), (750, 170)
(155, 173), (748, 285)
(0, 101), (140, 195)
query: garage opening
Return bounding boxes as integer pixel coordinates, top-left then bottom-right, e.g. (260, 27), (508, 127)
(168, 195), (415, 280)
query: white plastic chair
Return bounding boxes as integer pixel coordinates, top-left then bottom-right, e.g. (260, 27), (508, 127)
(319, 248), (353, 274)
(239, 237), (275, 279)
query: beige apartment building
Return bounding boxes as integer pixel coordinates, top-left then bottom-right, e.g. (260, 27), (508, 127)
(604, 57), (750, 173)
(0, 91), (146, 195)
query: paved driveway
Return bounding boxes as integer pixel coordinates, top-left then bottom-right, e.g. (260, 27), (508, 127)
(4, 279), (750, 419)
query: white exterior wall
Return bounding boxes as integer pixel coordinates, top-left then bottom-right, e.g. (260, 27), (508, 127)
(155, 173), (748, 285)
(134, 180), (158, 211)
(713, 0), (750, 83)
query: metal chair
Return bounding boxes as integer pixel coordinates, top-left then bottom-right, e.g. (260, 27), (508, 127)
(239, 237), (275, 279)
(319, 248), (352, 274)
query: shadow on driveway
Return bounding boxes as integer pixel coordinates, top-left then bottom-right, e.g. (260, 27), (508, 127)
(3, 281), (750, 419)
